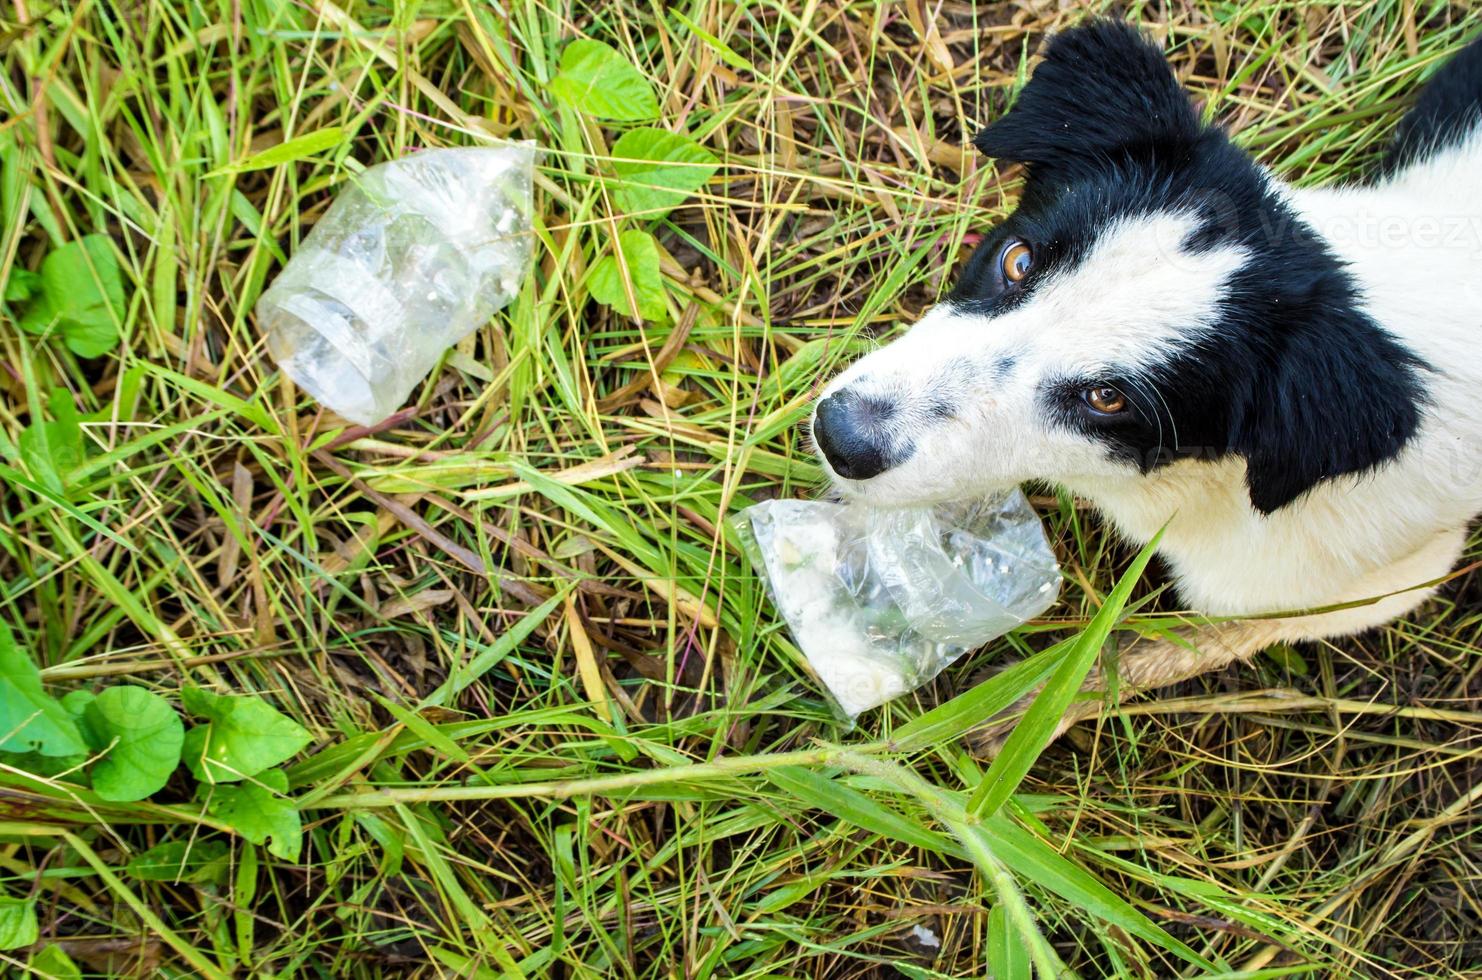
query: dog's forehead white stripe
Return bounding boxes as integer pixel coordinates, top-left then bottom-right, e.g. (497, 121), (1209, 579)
(826, 210), (1249, 399)
(981, 210), (1247, 374)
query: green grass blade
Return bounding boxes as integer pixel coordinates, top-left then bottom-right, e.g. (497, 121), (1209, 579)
(890, 636), (1074, 753)
(968, 529), (1165, 817)
(978, 807), (1214, 970)
(988, 904), (1030, 980)
(420, 586), (571, 707)
(767, 765), (962, 857)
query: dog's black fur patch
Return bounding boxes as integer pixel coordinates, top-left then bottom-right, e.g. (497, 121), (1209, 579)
(956, 20), (1431, 514)
(1383, 32), (1482, 175)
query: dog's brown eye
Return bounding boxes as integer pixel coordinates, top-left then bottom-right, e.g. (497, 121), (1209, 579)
(1001, 241), (1033, 283)
(1084, 387), (1127, 414)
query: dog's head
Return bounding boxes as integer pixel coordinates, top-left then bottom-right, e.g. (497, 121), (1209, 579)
(812, 20), (1424, 515)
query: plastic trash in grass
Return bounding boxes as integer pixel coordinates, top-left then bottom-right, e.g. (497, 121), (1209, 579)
(733, 491), (1061, 718)
(256, 144), (536, 425)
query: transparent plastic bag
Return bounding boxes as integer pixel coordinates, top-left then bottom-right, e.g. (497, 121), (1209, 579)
(256, 144), (536, 425)
(733, 491), (1061, 718)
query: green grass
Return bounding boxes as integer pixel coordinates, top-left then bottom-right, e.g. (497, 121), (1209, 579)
(2, 0), (1480, 976)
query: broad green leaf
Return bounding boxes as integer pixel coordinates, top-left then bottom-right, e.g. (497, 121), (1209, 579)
(29, 944), (82, 979)
(18, 235), (125, 357)
(588, 229), (666, 320)
(969, 530), (1163, 817)
(126, 839), (231, 884)
(0, 622), (86, 758)
(0, 896), (36, 950)
(18, 293), (57, 335)
(3, 267), (40, 303)
(218, 127), (345, 174)
(11, 690), (92, 782)
(609, 128), (719, 217)
(204, 768), (301, 860)
(3, 750), (86, 780)
(59, 689), (93, 719)
(181, 688), (312, 784)
(80, 686), (184, 801)
(547, 40), (659, 121)
(19, 692), (96, 782)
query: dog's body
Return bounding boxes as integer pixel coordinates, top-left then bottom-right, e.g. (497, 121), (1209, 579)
(1119, 145), (1482, 637)
(810, 22), (1482, 738)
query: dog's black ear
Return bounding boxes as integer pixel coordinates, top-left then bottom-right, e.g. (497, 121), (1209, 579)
(1230, 310), (1425, 515)
(975, 20), (1203, 173)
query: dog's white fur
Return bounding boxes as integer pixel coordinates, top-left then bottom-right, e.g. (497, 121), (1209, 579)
(819, 121), (1482, 721)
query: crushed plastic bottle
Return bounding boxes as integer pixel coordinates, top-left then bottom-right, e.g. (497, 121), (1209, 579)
(256, 144), (536, 425)
(733, 491), (1061, 718)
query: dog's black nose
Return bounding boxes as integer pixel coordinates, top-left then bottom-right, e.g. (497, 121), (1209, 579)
(812, 389), (895, 480)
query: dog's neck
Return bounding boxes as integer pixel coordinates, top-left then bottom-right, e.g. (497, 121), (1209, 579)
(1061, 456), (1251, 559)
(1063, 455), (1435, 622)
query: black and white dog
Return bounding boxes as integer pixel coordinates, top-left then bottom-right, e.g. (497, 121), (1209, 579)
(811, 21), (1482, 742)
